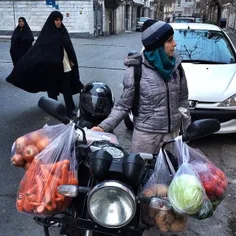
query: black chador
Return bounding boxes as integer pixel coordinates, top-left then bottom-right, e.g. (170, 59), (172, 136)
(6, 11), (83, 96)
(10, 17), (34, 66)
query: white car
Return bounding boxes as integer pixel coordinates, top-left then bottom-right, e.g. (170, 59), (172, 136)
(171, 23), (236, 134)
(125, 23), (236, 134)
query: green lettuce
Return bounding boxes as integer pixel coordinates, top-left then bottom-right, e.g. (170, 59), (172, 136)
(168, 174), (203, 215)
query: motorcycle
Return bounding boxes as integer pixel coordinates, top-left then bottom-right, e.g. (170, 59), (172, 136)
(33, 97), (220, 236)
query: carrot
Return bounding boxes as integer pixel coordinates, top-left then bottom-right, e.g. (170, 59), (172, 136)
(37, 205), (46, 214)
(60, 164), (69, 185)
(26, 185), (37, 195)
(23, 197), (34, 212)
(27, 193), (37, 202)
(46, 204), (54, 212)
(36, 175), (44, 203)
(16, 198), (24, 212)
(29, 202), (41, 207)
(41, 160), (69, 175)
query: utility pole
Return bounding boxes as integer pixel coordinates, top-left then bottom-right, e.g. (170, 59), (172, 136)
(13, 0), (16, 29)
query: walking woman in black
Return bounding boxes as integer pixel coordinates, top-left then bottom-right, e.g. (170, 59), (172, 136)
(6, 11), (84, 117)
(10, 17), (34, 66)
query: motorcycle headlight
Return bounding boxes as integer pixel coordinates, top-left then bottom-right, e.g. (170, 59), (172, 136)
(218, 94), (236, 107)
(87, 181), (136, 228)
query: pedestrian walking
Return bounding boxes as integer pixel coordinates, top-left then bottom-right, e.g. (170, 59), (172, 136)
(92, 20), (191, 154)
(6, 11), (83, 118)
(10, 17), (34, 66)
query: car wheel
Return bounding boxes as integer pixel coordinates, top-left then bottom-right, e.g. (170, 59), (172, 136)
(124, 114), (134, 130)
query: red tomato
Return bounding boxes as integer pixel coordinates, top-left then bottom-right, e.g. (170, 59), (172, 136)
(215, 185), (224, 197)
(215, 169), (225, 180)
(203, 181), (215, 195)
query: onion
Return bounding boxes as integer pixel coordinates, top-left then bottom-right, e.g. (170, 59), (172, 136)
(11, 154), (26, 167)
(15, 136), (29, 154)
(28, 131), (42, 144)
(22, 145), (39, 163)
(35, 137), (50, 152)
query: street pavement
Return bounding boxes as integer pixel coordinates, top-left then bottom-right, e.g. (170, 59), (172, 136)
(0, 31), (236, 236)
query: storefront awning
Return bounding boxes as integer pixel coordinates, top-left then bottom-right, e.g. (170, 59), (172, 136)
(133, 0), (144, 6)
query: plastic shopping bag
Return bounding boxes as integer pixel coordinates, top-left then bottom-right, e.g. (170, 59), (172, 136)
(188, 147), (228, 210)
(140, 149), (188, 233)
(15, 123), (78, 216)
(172, 136), (228, 212)
(168, 162), (207, 216)
(10, 124), (67, 169)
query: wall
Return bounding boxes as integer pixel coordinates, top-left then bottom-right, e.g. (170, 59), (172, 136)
(116, 4), (125, 34)
(0, 0), (94, 37)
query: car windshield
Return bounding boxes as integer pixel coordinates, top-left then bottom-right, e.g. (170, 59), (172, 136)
(174, 29), (236, 64)
(139, 17), (149, 22)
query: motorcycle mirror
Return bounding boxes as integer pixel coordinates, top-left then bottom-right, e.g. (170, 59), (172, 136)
(38, 97), (71, 124)
(182, 119), (220, 142)
(89, 150), (113, 180)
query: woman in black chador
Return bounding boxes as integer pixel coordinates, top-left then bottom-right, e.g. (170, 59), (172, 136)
(10, 17), (34, 66)
(6, 11), (84, 117)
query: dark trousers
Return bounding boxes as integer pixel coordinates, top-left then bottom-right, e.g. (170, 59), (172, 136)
(47, 72), (75, 114)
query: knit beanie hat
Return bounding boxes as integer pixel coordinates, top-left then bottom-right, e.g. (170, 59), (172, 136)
(142, 20), (174, 51)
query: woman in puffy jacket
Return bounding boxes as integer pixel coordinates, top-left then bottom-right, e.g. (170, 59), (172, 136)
(92, 20), (191, 154)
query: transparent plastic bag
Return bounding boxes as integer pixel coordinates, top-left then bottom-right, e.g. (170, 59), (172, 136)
(171, 136), (227, 216)
(168, 162), (209, 218)
(10, 124), (67, 169)
(188, 147), (228, 210)
(15, 123), (78, 216)
(140, 149), (188, 232)
(141, 149), (174, 200)
(77, 128), (119, 144)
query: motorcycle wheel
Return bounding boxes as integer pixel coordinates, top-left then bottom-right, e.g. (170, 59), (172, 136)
(124, 114), (133, 130)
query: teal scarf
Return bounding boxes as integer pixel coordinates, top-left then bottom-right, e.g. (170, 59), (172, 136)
(144, 47), (176, 81)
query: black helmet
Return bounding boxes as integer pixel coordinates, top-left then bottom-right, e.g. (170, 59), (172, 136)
(80, 82), (114, 123)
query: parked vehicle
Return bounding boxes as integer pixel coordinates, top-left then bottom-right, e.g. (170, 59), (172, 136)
(34, 97), (220, 236)
(125, 23), (236, 134)
(173, 16), (196, 23)
(136, 17), (150, 31)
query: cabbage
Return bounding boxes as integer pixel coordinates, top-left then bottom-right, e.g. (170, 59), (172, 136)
(168, 174), (203, 215)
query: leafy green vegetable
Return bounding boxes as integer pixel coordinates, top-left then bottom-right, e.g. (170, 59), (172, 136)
(168, 174), (203, 215)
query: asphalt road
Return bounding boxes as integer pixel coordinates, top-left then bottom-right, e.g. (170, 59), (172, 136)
(0, 31), (236, 236)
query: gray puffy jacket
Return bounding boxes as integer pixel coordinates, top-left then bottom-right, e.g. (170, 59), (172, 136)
(99, 52), (191, 133)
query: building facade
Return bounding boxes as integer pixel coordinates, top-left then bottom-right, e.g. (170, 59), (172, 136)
(0, 0), (151, 37)
(174, 0), (197, 18)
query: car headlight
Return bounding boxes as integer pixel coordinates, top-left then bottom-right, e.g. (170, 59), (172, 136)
(87, 181), (136, 228)
(217, 94), (236, 107)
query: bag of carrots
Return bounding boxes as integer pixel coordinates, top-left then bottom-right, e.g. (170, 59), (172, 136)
(15, 123), (78, 216)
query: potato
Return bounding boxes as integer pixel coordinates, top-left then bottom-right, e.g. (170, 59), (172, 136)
(155, 184), (168, 198)
(143, 183), (168, 198)
(142, 188), (155, 198)
(165, 210), (175, 224)
(154, 211), (170, 231)
(148, 207), (160, 219)
(170, 215), (188, 232)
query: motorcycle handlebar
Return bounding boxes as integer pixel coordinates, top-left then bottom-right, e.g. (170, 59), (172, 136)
(38, 97), (71, 124)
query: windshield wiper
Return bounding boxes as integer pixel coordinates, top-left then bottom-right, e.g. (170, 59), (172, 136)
(184, 45), (192, 60)
(182, 60), (228, 64)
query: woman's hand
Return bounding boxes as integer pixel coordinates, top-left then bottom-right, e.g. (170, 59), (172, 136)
(91, 126), (104, 132)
